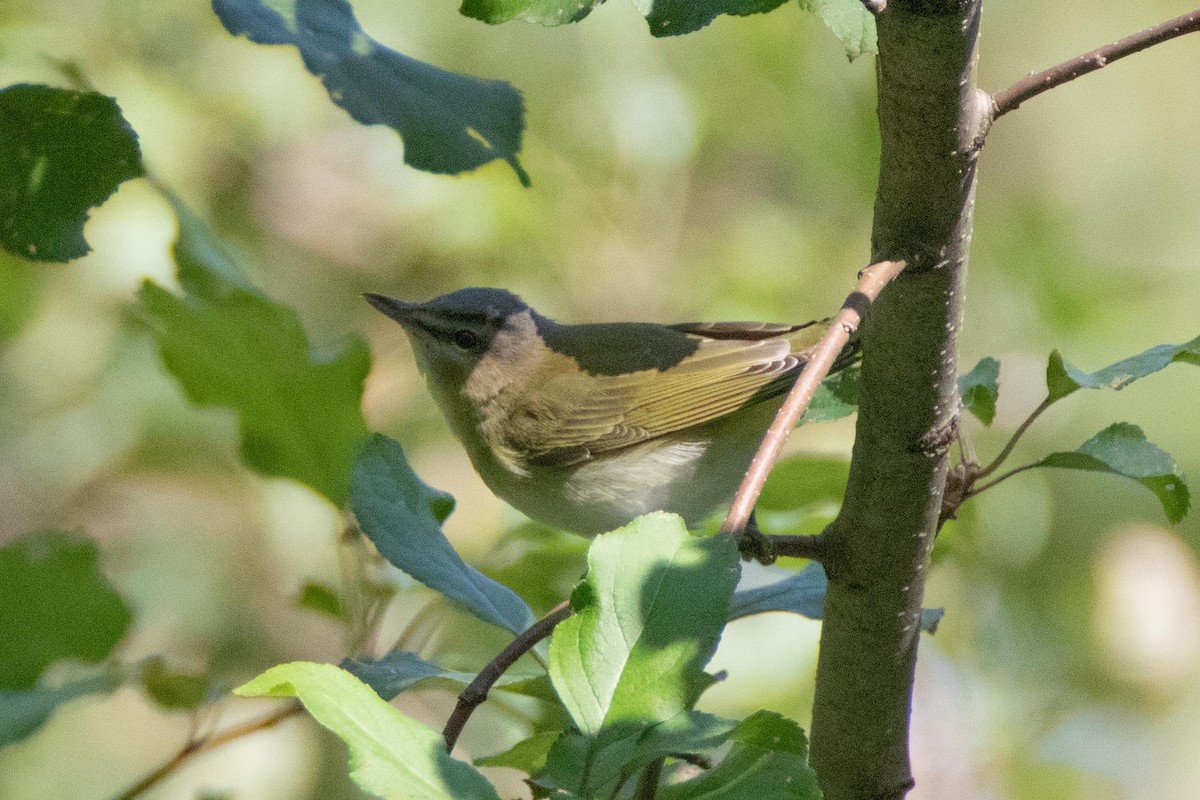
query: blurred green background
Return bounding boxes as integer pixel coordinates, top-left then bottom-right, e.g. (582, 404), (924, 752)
(2, 1), (1199, 798)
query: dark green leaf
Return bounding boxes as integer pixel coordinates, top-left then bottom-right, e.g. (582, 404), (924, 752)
(139, 280), (371, 505)
(475, 731), (560, 773)
(236, 662), (500, 800)
(351, 434), (536, 634)
(549, 514), (739, 736)
(1045, 336), (1200, 402)
(0, 531), (132, 691)
(0, 84), (143, 261)
(139, 657), (212, 710)
(959, 356), (1000, 425)
(341, 650), (539, 701)
(659, 711), (820, 800)
(797, 0), (878, 60)
(729, 563), (944, 632)
(297, 582), (345, 620)
(0, 670), (122, 748)
(636, 0), (789, 38)
(461, 0), (601, 26)
(212, 0), (529, 184)
(804, 365), (860, 424)
(1037, 423), (1190, 523)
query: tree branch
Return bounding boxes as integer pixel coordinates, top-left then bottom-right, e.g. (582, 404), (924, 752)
(442, 600), (573, 751)
(721, 259), (906, 543)
(992, 9), (1200, 119)
(112, 702), (302, 800)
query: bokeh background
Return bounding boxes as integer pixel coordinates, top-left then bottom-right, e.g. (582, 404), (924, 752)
(2, 1), (1200, 798)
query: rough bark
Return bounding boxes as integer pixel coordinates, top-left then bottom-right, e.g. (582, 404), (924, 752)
(807, 2), (989, 798)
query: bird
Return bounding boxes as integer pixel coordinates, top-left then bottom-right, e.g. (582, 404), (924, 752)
(364, 288), (857, 536)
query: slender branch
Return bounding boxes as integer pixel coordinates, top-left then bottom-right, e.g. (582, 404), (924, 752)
(112, 701), (302, 800)
(720, 259), (907, 539)
(763, 534), (827, 561)
(992, 9), (1200, 119)
(632, 756), (666, 800)
(963, 460), (1045, 500)
(973, 395), (1053, 480)
(443, 600), (573, 751)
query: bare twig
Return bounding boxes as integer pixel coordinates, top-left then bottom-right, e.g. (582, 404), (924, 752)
(112, 701), (303, 800)
(766, 534), (828, 561)
(443, 600), (573, 751)
(972, 395), (1053, 480)
(721, 260), (907, 546)
(992, 9), (1200, 119)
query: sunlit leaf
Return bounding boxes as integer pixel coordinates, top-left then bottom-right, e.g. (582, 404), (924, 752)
(351, 434), (536, 634)
(1036, 423), (1190, 522)
(139, 281), (371, 505)
(213, 0), (529, 184)
(0, 531), (132, 692)
(0, 84), (143, 261)
(461, 0), (601, 26)
(236, 662), (500, 800)
(959, 356), (1000, 425)
(798, 0), (878, 61)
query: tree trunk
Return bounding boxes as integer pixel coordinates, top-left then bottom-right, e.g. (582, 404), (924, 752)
(808, 2), (989, 798)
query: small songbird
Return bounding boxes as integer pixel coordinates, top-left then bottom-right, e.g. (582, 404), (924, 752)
(365, 288), (856, 536)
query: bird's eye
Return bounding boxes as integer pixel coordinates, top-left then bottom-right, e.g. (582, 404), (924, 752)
(452, 329), (480, 351)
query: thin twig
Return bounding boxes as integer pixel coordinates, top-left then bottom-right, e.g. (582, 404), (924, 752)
(112, 701), (303, 800)
(963, 460), (1045, 500)
(992, 9), (1200, 119)
(443, 600), (573, 751)
(764, 534), (827, 561)
(973, 395), (1053, 480)
(721, 260), (907, 541)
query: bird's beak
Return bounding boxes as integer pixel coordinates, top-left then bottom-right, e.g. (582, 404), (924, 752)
(363, 293), (418, 326)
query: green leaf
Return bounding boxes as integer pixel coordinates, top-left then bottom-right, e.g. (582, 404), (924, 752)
(959, 356), (1000, 425)
(0, 84), (144, 262)
(296, 582), (345, 620)
(797, 0), (878, 61)
(1045, 335), (1200, 402)
(236, 662), (500, 800)
(1036, 423), (1190, 523)
(341, 650), (540, 701)
(139, 280), (371, 506)
(729, 563), (944, 632)
(212, 0), (529, 185)
(0, 670), (122, 748)
(139, 657), (212, 710)
(633, 0), (789, 38)
(162, 189), (259, 301)
(0, 531), (132, 691)
(659, 711), (820, 800)
(757, 457), (848, 514)
(351, 434), (536, 634)
(803, 364), (860, 424)
(475, 730), (560, 773)
(549, 514), (739, 737)
(461, 0), (601, 26)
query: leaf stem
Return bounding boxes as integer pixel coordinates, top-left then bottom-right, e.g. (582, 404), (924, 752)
(111, 701), (302, 800)
(973, 395), (1053, 480)
(992, 9), (1200, 118)
(963, 461), (1044, 500)
(442, 600), (573, 751)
